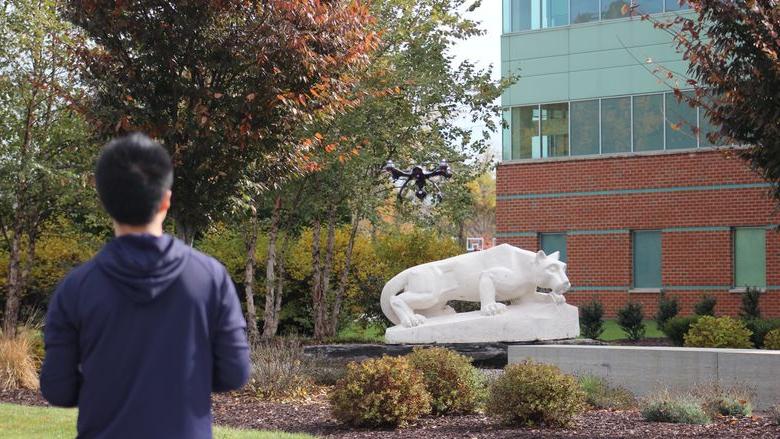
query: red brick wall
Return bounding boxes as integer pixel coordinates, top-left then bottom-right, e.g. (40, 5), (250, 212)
(496, 148), (780, 318)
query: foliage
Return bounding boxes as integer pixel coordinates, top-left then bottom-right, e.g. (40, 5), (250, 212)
(640, 391), (710, 425)
(304, 356), (349, 387)
(684, 316), (753, 349)
(578, 375), (637, 410)
(373, 226), (461, 280)
(695, 384), (753, 418)
(0, 333), (39, 391)
(406, 347), (484, 415)
(616, 302), (646, 341)
(655, 293), (679, 328)
(333, 321), (386, 344)
(739, 287), (762, 320)
(662, 316), (700, 347)
(247, 339), (312, 400)
(764, 328), (780, 351)
(579, 300), (605, 340)
(693, 295), (716, 316)
(643, 2), (780, 205)
(330, 355), (431, 428)
(62, 0), (378, 238)
(486, 361), (585, 427)
(770, 404), (780, 426)
(743, 318), (780, 349)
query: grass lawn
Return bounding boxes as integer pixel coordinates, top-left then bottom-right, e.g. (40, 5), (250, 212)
(334, 321), (385, 343)
(598, 320), (665, 341)
(0, 403), (312, 439)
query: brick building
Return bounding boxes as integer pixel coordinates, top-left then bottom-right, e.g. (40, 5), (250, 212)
(497, 1), (779, 317)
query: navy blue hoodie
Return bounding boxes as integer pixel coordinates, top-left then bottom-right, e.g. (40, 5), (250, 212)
(40, 234), (251, 438)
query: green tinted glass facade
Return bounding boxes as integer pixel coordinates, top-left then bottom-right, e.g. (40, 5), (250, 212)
(541, 233), (567, 262)
(633, 231), (661, 288)
(734, 228), (766, 288)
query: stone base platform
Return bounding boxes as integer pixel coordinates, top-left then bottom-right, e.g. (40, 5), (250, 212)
(385, 302), (580, 344)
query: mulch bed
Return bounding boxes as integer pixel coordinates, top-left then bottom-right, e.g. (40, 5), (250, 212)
(3, 388), (779, 438)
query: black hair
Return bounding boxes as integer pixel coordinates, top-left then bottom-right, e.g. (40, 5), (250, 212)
(95, 133), (173, 226)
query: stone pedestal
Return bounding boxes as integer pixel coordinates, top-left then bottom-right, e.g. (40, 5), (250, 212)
(384, 302), (580, 344)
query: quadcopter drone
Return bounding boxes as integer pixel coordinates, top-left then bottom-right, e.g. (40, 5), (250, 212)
(383, 159), (453, 203)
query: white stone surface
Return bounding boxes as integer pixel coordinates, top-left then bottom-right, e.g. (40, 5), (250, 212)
(385, 301), (580, 344)
(508, 345), (780, 409)
(381, 244), (577, 343)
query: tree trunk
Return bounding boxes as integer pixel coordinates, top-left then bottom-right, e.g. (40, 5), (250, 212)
(174, 216), (196, 246)
(315, 206), (337, 339)
(261, 195), (282, 340)
(329, 212), (360, 337)
(311, 216), (326, 340)
(242, 208), (260, 345)
(3, 220), (23, 338)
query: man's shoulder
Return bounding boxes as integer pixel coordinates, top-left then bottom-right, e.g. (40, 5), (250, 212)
(60, 259), (100, 289)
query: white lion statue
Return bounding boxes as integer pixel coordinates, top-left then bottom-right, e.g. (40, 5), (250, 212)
(380, 244), (571, 328)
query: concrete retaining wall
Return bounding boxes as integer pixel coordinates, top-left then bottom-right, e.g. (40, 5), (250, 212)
(508, 345), (780, 409)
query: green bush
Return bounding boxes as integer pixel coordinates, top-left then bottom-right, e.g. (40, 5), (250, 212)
(662, 316), (700, 347)
(617, 302), (645, 341)
(764, 328), (780, 350)
(684, 316), (753, 349)
(406, 347), (484, 415)
(694, 295), (717, 316)
(655, 293), (679, 328)
(580, 300), (605, 340)
(640, 391), (710, 424)
(578, 375), (637, 410)
(696, 384), (753, 418)
(739, 287), (762, 320)
(330, 356), (431, 427)
(743, 318), (780, 348)
(486, 361), (585, 427)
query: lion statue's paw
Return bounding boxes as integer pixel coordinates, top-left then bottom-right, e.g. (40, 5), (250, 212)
(480, 302), (508, 316)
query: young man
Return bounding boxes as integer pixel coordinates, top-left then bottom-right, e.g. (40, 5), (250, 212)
(40, 133), (251, 438)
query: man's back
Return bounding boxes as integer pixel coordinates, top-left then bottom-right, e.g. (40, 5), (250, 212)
(40, 233), (250, 439)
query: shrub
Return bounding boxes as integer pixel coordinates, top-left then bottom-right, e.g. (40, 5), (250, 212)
(770, 404), (780, 425)
(764, 328), (780, 350)
(0, 334), (39, 391)
(655, 293), (679, 328)
(696, 384), (753, 418)
(579, 300), (605, 340)
(743, 318), (780, 348)
(739, 287), (762, 320)
(617, 302), (645, 341)
(305, 356), (349, 386)
(578, 375), (637, 410)
(684, 316), (753, 349)
(640, 391), (710, 424)
(694, 295), (717, 316)
(486, 361), (585, 427)
(247, 339), (313, 400)
(406, 347), (484, 415)
(330, 355), (431, 427)
(663, 316), (700, 347)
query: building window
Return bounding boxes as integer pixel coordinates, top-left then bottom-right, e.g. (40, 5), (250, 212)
(665, 91), (698, 149)
(633, 94), (664, 151)
(511, 106), (539, 159)
(638, 0), (664, 14)
(601, 96), (631, 154)
(570, 0), (600, 23)
(571, 100), (600, 156)
(664, 0), (690, 11)
(543, 0), (570, 28)
(540, 233), (567, 262)
(602, 0), (630, 20)
(506, 0), (542, 32)
(633, 231), (661, 288)
(734, 228), (766, 288)
(541, 103), (569, 157)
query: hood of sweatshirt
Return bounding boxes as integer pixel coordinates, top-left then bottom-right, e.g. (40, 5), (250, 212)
(96, 234), (190, 303)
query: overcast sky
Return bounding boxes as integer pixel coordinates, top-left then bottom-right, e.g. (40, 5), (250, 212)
(450, 2), (503, 159)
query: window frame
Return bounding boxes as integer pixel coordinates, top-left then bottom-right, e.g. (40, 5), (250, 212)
(732, 227), (767, 289)
(632, 230), (662, 290)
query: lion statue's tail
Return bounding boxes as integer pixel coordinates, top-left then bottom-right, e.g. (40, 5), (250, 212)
(380, 269), (408, 326)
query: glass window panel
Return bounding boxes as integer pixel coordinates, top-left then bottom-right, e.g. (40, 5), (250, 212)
(665, 0), (690, 11)
(633, 231), (661, 288)
(665, 92), (698, 149)
(735, 228), (766, 288)
(601, 97), (631, 153)
(571, 100), (599, 156)
(602, 0), (630, 19)
(570, 0), (600, 23)
(633, 94), (664, 151)
(700, 107), (721, 147)
(502, 109), (512, 161)
(541, 103), (569, 157)
(543, 0), (569, 28)
(503, 0), (512, 33)
(511, 0), (541, 31)
(636, 0), (663, 14)
(541, 233), (567, 263)
(511, 106), (538, 159)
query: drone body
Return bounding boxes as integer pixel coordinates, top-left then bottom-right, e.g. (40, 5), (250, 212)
(384, 160), (452, 202)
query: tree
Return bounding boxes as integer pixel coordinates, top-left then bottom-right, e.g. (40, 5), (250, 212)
(642, 1), (780, 201)
(61, 0), (377, 241)
(0, 0), (93, 336)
